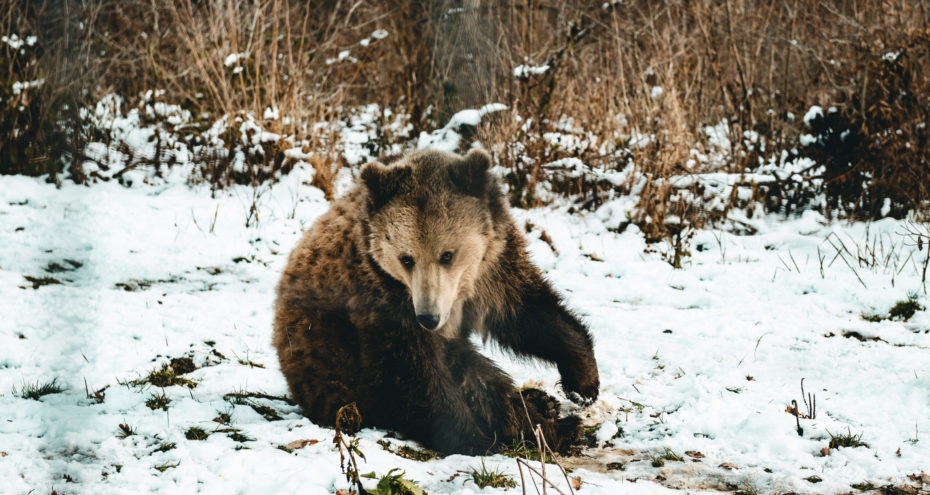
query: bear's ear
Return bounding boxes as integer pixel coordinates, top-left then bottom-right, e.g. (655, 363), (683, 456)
(361, 161), (411, 210)
(451, 149), (491, 197)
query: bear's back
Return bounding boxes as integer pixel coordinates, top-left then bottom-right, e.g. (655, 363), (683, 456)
(276, 186), (371, 310)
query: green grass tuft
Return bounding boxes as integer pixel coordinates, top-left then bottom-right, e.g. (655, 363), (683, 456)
(851, 481), (875, 491)
(154, 461), (179, 472)
(862, 293), (924, 323)
(185, 427), (209, 441)
(232, 351), (265, 369)
(17, 378), (65, 400)
(499, 438), (542, 461)
(828, 428), (869, 449)
(145, 392), (171, 411)
(377, 439), (440, 461)
(889, 294), (924, 321)
(227, 432), (253, 442)
(123, 363), (198, 390)
(470, 459), (518, 489)
(652, 448), (684, 467)
(140, 364), (198, 389)
(861, 313), (884, 322)
(151, 442), (176, 454)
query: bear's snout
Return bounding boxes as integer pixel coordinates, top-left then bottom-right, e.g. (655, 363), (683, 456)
(416, 313), (441, 330)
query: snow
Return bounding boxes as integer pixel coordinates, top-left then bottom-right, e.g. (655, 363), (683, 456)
(11, 78), (45, 95)
(416, 103), (507, 152)
(542, 157), (627, 186)
(263, 106), (279, 121)
(223, 53), (247, 67)
(448, 103), (508, 127)
(804, 106), (824, 126)
(2, 34), (26, 49)
(326, 50), (355, 65)
(359, 30), (387, 47)
(704, 120), (731, 152)
(513, 64), (550, 78)
(1, 166), (928, 494)
(1, 98), (929, 494)
(799, 133), (817, 146)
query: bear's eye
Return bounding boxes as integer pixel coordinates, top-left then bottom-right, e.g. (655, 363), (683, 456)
(439, 251), (454, 265)
(399, 255), (415, 268)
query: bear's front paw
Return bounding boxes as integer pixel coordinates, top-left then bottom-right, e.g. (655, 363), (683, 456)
(512, 389), (583, 454)
(553, 414), (584, 452)
(558, 363), (600, 405)
(534, 412), (583, 454)
(517, 387), (560, 420)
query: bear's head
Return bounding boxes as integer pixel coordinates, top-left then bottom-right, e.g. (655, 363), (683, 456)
(361, 149), (504, 332)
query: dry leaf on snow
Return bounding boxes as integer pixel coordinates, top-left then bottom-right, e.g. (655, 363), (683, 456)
(284, 439), (319, 450)
(907, 471), (930, 484)
(718, 462), (738, 470)
(685, 450), (704, 459)
(571, 476), (583, 490)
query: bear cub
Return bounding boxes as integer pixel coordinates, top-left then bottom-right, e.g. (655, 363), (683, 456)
(273, 149), (599, 454)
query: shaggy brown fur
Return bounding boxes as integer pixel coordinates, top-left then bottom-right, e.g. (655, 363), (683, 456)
(273, 149), (599, 454)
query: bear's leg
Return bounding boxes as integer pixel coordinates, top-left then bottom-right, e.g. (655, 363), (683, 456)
(364, 327), (498, 455)
(511, 388), (583, 454)
(443, 338), (519, 441)
(442, 339), (582, 452)
(484, 276), (600, 404)
(274, 308), (361, 427)
(292, 378), (352, 427)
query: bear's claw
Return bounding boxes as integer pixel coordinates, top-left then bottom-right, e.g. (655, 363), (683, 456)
(559, 363), (600, 404)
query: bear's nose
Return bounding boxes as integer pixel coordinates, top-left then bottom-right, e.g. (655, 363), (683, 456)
(416, 313), (441, 330)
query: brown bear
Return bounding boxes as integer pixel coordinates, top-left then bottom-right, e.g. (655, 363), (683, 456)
(272, 149), (599, 454)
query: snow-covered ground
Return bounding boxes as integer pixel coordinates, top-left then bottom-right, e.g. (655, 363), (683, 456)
(1, 164), (929, 495)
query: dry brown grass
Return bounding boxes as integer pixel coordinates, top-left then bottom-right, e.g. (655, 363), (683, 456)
(3, 1), (929, 235)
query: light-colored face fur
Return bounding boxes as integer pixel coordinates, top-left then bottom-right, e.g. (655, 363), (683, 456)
(362, 150), (500, 334)
(369, 194), (491, 332)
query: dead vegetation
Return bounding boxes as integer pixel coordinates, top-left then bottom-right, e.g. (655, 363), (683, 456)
(16, 377), (64, 400)
(223, 389), (293, 421)
(2, 2), (928, 244)
(128, 363), (198, 389)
